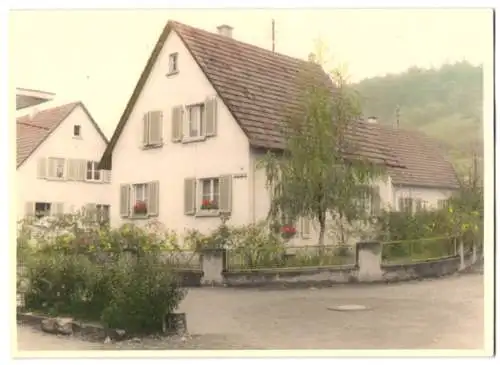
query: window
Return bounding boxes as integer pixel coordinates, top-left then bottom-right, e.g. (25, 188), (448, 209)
(119, 181), (159, 218)
(399, 197), (414, 214)
(73, 125), (81, 137)
(48, 157), (65, 179)
(187, 104), (206, 138)
(86, 161), (101, 181)
(415, 199), (425, 212)
(184, 175), (232, 216)
(132, 183), (149, 215)
(35, 202), (51, 219)
(142, 111), (163, 147)
(437, 199), (449, 210)
(96, 204), (110, 223)
(168, 53), (178, 74)
(200, 178), (220, 210)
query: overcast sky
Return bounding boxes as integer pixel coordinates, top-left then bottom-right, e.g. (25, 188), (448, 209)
(10, 8), (493, 137)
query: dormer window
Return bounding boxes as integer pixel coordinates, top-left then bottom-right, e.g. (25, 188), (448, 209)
(168, 53), (178, 75)
(73, 125), (81, 137)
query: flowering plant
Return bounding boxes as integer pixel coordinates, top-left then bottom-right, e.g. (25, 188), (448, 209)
(280, 225), (297, 240)
(133, 200), (148, 215)
(201, 199), (218, 210)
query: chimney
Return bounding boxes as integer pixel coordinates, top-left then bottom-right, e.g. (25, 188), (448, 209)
(308, 53), (316, 62)
(367, 116), (378, 124)
(217, 24), (233, 38)
(30, 107), (39, 120)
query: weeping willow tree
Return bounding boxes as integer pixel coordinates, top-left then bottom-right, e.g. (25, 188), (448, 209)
(259, 43), (386, 247)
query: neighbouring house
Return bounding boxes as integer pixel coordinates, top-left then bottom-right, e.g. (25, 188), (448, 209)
(17, 101), (112, 222)
(98, 20), (458, 245)
(16, 87), (55, 110)
(371, 120), (460, 212)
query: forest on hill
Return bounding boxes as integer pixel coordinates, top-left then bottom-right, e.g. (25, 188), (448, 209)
(354, 61), (483, 178)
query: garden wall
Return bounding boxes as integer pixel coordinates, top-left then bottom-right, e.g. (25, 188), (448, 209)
(187, 239), (479, 288)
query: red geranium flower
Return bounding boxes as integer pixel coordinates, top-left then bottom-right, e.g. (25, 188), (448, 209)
(281, 225), (296, 234)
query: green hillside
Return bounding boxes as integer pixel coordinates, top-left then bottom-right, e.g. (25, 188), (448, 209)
(354, 61), (483, 177)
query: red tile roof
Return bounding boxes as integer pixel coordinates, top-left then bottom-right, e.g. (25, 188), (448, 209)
(98, 20), (458, 190)
(375, 124), (460, 189)
(99, 20), (402, 170)
(16, 102), (108, 168)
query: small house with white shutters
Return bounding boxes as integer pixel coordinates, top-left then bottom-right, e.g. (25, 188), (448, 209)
(99, 21), (459, 246)
(17, 101), (112, 222)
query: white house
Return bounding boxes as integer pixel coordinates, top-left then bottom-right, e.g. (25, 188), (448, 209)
(99, 21), (459, 245)
(17, 101), (112, 222)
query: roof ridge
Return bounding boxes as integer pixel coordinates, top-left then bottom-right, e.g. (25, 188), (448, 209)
(169, 20), (310, 66)
(16, 120), (50, 130)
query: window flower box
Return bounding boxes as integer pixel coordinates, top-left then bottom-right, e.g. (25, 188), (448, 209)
(133, 200), (148, 215)
(200, 199), (218, 210)
(280, 225), (297, 240)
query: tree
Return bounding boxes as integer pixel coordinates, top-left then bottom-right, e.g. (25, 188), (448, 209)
(259, 42), (386, 247)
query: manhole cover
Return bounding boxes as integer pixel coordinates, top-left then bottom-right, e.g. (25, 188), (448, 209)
(327, 304), (369, 312)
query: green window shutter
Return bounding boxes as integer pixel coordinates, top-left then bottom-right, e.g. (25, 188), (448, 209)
(204, 96), (217, 137)
(37, 158), (47, 179)
(184, 178), (196, 215)
(143, 112), (150, 146)
(171, 106), (183, 142)
(147, 180), (160, 216)
(218, 175), (233, 214)
(120, 184), (131, 218)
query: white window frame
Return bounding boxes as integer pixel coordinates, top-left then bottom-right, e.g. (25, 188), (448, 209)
(132, 183), (149, 216)
(96, 204), (110, 223)
(199, 178), (220, 211)
(437, 199), (448, 210)
(168, 53), (178, 74)
(399, 197), (414, 214)
(35, 202), (51, 219)
(48, 157), (65, 179)
(185, 103), (206, 140)
(86, 161), (102, 182)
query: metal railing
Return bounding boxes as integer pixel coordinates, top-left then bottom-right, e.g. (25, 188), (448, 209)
(381, 236), (457, 264)
(226, 244), (356, 271)
(160, 250), (201, 270)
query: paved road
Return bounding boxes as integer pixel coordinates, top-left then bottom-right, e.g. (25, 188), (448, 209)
(17, 274), (486, 351)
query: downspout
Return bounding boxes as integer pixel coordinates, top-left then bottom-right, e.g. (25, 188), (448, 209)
(249, 151), (256, 223)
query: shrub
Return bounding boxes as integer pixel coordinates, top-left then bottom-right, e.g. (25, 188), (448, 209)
(100, 254), (187, 333)
(228, 221), (286, 268)
(24, 253), (100, 319)
(20, 214), (188, 334)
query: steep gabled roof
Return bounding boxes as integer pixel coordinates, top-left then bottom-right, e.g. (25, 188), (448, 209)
(375, 124), (460, 190)
(99, 20), (402, 170)
(16, 102), (109, 168)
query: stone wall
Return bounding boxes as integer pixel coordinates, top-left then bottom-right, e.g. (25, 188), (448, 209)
(381, 256), (460, 282)
(223, 265), (358, 287)
(187, 239), (478, 288)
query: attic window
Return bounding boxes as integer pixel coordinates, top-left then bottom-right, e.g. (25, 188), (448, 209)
(168, 53), (179, 75)
(73, 125), (81, 137)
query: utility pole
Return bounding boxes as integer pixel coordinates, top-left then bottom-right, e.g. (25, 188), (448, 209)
(395, 104), (400, 128)
(272, 19), (275, 53)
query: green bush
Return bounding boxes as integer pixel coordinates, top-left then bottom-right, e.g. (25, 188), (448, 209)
(24, 253), (100, 318)
(19, 214), (188, 334)
(24, 251), (186, 333)
(100, 254), (186, 333)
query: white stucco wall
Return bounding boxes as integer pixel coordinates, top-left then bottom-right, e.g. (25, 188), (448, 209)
(251, 149), (395, 246)
(392, 185), (455, 210)
(110, 30), (250, 237)
(17, 104), (110, 220)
